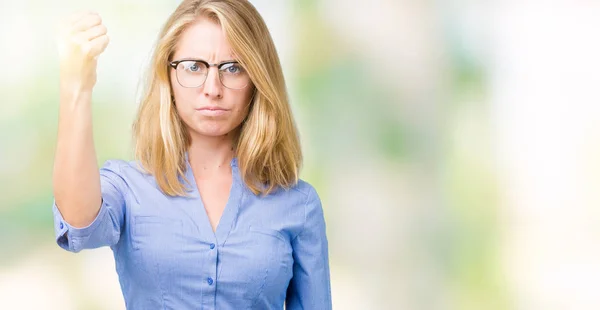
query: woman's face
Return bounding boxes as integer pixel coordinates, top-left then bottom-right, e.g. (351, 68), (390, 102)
(170, 18), (254, 138)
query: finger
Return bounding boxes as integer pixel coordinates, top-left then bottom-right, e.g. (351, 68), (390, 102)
(57, 11), (92, 35)
(87, 35), (110, 58)
(82, 24), (107, 42)
(72, 14), (102, 33)
(67, 11), (97, 26)
(57, 11), (96, 33)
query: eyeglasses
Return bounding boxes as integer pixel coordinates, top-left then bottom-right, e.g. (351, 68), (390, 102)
(168, 59), (251, 90)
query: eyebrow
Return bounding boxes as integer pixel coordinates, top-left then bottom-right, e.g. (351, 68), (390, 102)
(176, 57), (238, 64)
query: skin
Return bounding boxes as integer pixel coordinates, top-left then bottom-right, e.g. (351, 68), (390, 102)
(170, 18), (255, 231)
(53, 11), (110, 228)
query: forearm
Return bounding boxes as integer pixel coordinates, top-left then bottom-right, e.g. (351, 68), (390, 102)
(52, 88), (101, 228)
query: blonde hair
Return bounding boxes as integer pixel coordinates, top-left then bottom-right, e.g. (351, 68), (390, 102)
(132, 0), (302, 197)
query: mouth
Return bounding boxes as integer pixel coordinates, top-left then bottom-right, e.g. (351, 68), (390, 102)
(195, 107), (229, 116)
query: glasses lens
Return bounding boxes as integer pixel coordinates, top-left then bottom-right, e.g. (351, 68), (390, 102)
(176, 61), (208, 88)
(219, 62), (251, 89)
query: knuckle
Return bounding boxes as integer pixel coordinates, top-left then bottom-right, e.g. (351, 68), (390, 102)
(83, 15), (98, 27)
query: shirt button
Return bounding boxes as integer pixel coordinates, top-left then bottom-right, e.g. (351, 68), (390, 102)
(59, 222), (64, 229)
(210, 243), (215, 249)
(207, 277), (213, 285)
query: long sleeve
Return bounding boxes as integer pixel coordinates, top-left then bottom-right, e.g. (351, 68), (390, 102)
(285, 186), (332, 309)
(52, 159), (127, 253)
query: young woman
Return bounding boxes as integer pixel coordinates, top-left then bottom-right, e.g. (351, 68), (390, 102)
(52, 1), (332, 309)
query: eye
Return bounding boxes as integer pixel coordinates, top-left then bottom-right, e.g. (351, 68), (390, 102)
(182, 61), (205, 73)
(221, 63), (242, 74)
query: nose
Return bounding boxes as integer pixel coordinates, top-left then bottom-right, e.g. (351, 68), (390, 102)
(202, 66), (223, 99)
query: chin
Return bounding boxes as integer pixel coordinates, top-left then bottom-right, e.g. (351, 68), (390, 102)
(193, 128), (230, 137)
(191, 122), (239, 137)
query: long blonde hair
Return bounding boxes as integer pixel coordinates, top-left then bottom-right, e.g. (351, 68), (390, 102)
(132, 0), (302, 197)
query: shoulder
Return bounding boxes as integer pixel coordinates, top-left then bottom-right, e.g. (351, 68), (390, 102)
(288, 179), (322, 217)
(259, 178), (321, 207)
(290, 179), (326, 236)
(100, 159), (146, 175)
(290, 179), (319, 201)
(99, 159), (126, 172)
(99, 159), (151, 185)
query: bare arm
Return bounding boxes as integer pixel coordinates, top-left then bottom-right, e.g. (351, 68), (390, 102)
(52, 11), (110, 228)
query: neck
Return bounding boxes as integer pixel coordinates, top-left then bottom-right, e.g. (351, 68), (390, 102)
(186, 128), (238, 174)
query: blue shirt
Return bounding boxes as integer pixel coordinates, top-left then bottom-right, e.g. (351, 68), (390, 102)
(51, 155), (332, 309)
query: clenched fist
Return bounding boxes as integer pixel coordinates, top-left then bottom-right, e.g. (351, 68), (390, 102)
(57, 11), (109, 93)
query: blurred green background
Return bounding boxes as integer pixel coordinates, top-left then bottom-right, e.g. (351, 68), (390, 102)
(2, 0), (600, 309)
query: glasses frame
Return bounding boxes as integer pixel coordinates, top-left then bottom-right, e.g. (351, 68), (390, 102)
(168, 59), (251, 90)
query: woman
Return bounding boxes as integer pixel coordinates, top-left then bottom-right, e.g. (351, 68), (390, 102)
(52, 1), (332, 309)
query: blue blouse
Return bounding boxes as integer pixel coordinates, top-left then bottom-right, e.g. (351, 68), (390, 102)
(51, 155), (332, 309)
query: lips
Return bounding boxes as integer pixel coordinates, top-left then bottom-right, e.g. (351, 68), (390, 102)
(195, 106), (229, 116)
(196, 106), (228, 111)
